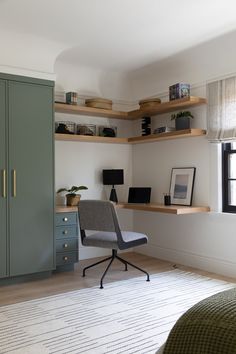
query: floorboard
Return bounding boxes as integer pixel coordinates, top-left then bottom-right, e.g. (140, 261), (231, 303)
(0, 253), (235, 306)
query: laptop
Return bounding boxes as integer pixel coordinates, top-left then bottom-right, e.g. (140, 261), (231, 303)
(128, 187), (151, 204)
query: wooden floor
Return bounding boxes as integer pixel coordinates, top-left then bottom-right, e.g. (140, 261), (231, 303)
(0, 253), (235, 306)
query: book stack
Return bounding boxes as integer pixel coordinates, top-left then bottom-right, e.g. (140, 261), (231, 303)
(66, 92), (78, 105)
(169, 83), (190, 101)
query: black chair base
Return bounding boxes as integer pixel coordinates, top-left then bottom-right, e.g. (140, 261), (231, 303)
(82, 249), (150, 289)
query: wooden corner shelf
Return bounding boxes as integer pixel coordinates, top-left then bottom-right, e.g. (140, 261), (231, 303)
(117, 203), (210, 215)
(55, 129), (206, 145)
(128, 96), (207, 120)
(55, 133), (129, 144)
(55, 102), (130, 120)
(55, 96), (206, 121)
(128, 129), (206, 144)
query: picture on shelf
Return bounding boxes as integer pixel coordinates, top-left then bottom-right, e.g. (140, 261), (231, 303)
(170, 167), (196, 206)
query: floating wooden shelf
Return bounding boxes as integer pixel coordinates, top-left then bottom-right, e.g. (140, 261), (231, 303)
(128, 129), (206, 144)
(55, 133), (129, 144)
(55, 96), (206, 121)
(55, 129), (206, 145)
(128, 96), (207, 119)
(117, 203), (210, 215)
(55, 102), (129, 120)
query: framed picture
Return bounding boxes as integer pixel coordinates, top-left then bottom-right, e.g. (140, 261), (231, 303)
(170, 167), (196, 206)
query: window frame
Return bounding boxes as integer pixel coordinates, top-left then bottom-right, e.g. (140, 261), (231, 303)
(222, 142), (236, 213)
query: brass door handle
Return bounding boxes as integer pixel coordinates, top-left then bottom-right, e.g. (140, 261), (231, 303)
(2, 170), (6, 198)
(12, 170), (16, 197)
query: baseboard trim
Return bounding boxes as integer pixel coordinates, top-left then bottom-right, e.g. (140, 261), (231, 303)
(136, 243), (236, 278)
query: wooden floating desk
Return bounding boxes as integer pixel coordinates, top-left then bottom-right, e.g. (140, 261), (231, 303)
(56, 206), (78, 213)
(117, 203), (210, 215)
(56, 204), (210, 215)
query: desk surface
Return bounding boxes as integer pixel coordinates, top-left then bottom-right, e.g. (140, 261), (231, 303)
(117, 203), (210, 215)
(56, 206), (78, 213)
(56, 203), (210, 215)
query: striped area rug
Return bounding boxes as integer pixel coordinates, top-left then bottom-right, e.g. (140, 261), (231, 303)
(0, 269), (235, 354)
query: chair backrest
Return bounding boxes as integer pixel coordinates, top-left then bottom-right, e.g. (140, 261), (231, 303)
(79, 200), (123, 244)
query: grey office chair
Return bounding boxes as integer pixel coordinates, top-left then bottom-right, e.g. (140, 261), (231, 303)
(79, 200), (150, 288)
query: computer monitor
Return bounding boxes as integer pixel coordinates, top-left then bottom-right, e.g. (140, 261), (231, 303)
(128, 187), (151, 204)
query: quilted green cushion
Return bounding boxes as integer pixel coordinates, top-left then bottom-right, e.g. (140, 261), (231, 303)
(164, 288), (236, 354)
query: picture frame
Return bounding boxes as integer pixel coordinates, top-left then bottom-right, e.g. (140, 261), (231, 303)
(170, 167), (196, 206)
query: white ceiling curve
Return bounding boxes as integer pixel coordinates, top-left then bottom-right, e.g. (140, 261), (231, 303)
(1, 0), (236, 73)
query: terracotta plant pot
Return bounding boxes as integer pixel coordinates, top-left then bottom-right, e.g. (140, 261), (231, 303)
(66, 194), (81, 206)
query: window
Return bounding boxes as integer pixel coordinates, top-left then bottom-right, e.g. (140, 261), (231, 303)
(222, 142), (236, 213)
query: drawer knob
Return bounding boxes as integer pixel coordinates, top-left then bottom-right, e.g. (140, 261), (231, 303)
(64, 243), (68, 248)
(63, 256), (68, 261)
(63, 217), (68, 222)
(63, 230), (68, 235)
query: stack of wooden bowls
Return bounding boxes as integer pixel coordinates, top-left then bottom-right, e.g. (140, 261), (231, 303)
(139, 97), (161, 110)
(85, 98), (113, 110)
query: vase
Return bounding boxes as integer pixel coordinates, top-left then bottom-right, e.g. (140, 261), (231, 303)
(175, 117), (190, 130)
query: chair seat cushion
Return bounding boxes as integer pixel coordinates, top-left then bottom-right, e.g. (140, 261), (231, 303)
(82, 231), (148, 250)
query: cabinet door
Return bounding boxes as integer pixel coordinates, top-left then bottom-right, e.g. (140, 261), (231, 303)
(8, 80), (54, 276)
(0, 80), (7, 278)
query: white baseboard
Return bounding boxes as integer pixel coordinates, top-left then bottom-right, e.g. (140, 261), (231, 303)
(136, 243), (236, 278)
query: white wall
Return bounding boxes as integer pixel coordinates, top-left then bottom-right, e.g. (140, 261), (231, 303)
(55, 139), (133, 259)
(129, 29), (236, 99)
(129, 31), (236, 278)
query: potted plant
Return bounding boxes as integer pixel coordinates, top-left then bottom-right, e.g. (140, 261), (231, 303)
(57, 185), (88, 206)
(171, 111), (194, 130)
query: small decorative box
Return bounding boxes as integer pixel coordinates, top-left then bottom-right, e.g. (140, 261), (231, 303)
(169, 83), (190, 101)
(66, 92), (78, 105)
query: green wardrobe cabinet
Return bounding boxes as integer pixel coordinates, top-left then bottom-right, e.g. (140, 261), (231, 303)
(0, 74), (55, 278)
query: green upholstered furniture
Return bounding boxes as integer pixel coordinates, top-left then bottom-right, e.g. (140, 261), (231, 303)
(163, 287), (236, 354)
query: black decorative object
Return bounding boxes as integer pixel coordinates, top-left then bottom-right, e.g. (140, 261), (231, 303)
(103, 169), (124, 203)
(99, 126), (117, 137)
(142, 116), (151, 136)
(164, 194), (171, 206)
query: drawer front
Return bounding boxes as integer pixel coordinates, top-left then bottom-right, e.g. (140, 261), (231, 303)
(56, 251), (78, 266)
(55, 212), (77, 226)
(56, 238), (78, 253)
(56, 225), (78, 239)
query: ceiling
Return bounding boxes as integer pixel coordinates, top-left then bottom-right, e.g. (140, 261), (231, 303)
(1, 0), (236, 72)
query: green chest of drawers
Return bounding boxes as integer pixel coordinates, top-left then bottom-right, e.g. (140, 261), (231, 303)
(55, 208), (79, 271)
